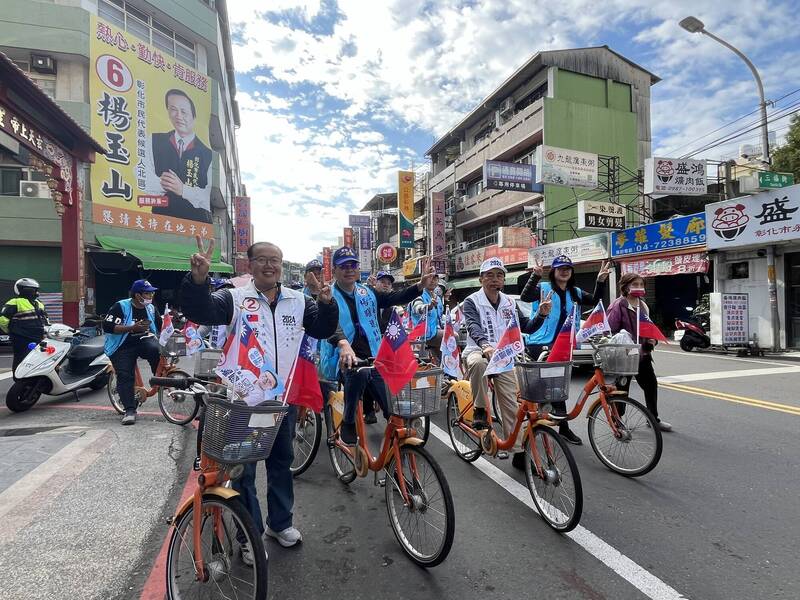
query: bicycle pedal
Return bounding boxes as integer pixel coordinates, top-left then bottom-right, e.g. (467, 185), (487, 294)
(193, 457), (201, 471)
(496, 450), (509, 460)
(374, 471), (386, 487)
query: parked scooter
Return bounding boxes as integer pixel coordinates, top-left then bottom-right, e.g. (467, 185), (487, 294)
(675, 305), (711, 352)
(6, 323), (111, 412)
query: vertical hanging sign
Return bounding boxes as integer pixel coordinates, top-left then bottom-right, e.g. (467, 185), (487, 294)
(398, 171), (415, 249)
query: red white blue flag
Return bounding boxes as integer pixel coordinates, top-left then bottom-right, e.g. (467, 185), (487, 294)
(637, 305), (669, 343)
(183, 320), (204, 355)
(547, 306), (578, 362)
(439, 312), (463, 379)
(158, 304), (174, 347)
(284, 334), (323, 412)
(485, 314), (524, 376)
(576, 301), (611, 344)
(375, 308), (418, 394)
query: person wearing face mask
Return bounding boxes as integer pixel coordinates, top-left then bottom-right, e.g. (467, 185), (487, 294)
(607, 273), (671, 432)
(103, 280), (163, 425)
(0, 278), (50, 376)
(520, 255), (611, 445)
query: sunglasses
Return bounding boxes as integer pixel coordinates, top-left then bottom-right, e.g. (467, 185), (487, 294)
(337, 262), (360, 271)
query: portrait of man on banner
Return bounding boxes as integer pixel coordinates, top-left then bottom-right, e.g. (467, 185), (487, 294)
(144, 88), (213, 223)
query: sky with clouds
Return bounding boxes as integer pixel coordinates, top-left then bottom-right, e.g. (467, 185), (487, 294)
(227, 0), (800, 263)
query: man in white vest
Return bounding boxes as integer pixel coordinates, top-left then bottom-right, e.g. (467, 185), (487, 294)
(462, 257), (533, 470)
(181, 237), (338, 564)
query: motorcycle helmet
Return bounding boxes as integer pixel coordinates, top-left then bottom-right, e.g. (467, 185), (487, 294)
(14, 278), (40, 296)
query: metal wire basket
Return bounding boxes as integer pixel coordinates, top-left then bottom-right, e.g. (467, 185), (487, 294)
(594, 343), (640, 376)
(514, 361), (572, 403)
(385, 367), (443, 418)
(201, 397), (288, 464)
(194, 348), (223, 380)
(159, 333), (187, 357)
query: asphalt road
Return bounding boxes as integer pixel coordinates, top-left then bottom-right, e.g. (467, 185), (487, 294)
(0, 347), (798, 599)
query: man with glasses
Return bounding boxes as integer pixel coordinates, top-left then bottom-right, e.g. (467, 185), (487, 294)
(103, 280), (162, 425)
(181, 237), (338, 563)
(319, 246), (438, 444)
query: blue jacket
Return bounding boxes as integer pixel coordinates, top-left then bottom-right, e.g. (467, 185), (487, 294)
(410, 288), (443, 342)
(104, 299), (158, 356)
(525, 282), (582, 345)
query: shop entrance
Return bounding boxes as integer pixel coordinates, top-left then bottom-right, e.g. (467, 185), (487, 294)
(785, 252), (800, 348)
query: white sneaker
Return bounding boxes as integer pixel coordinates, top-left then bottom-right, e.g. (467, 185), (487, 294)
(265, 525), (302, 547)
(240, 541), (268, 566)
(658, 420), (673, 432)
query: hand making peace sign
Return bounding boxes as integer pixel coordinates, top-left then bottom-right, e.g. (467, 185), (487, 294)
(597, 261), (612, 283)
(190, 235), (215, 284)
(538, 290), (554, 316)
(529, 256), (544, 277)
(307, 271), (334, 304)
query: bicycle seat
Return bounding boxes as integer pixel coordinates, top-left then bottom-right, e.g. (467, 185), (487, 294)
(66, 335), (106, 361)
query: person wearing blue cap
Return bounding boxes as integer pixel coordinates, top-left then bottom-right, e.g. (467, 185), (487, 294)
(373, 271), (395, 332)
(520, 254), (611, 444)
(102, 279), (163, 425)
(302, 259), (324, 298)
(321, 246), (438, 444)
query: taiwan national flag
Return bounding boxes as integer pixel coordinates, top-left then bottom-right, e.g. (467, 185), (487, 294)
(375, 308), (419, 394)
(158, 305), (174, 347)
(439, 312), (463, 379)
(284, 335), (324, 413)
(637, 306), (669, 343)
(408, 318), (428, 342)
(547, 306), (579, 363)
(238, 319), (263, 378)
(485, 314), (524, 376)
(576, 301), (611, 344)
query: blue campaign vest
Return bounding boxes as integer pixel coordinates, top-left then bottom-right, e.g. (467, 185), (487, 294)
(104, 298), (158, 356)
(410, 288), (443, 342)
(319, 283), (382, 379)
(525, 282), (582, 345)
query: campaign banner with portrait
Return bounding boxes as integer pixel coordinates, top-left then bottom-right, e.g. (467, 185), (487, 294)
(89, 16), (214, 239)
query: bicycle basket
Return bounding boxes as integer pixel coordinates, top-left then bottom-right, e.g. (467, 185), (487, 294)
(594, 343), (640, 376)
(385, 367), (443, 418)
(514, 361), (571, 403)
(194, 348), (223, 379)
(201, 397), (289, 464)
(159, 333), (187, 357)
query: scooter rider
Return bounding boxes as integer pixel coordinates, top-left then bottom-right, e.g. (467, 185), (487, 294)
(0, 278), (49, 376)
(103, 280), (162, 426)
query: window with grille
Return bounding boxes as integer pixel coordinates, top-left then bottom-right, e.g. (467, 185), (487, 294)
(98, 0), (197, 68)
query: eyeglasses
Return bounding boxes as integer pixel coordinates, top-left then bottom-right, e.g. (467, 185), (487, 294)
(337, 262), (360, 271)
(250, 256), (282, 267)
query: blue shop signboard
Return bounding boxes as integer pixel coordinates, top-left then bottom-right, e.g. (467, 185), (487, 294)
(611, 213), (706, 258)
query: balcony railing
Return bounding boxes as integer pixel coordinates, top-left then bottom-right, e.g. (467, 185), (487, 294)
(455, 187), (542, 228)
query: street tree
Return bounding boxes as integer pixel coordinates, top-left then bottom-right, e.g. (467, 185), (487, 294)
(771, 114), (800, 181)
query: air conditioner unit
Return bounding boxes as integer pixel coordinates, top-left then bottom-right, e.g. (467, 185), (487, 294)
(30, 54), (56, 75)
(499, 97), (515, 116)
(20, 181), (50, 198)
(455, 182), (467, 193)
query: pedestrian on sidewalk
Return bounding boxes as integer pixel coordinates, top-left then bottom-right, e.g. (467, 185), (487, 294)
(181, 237), (338, 566)
(607, 272), (672, 432)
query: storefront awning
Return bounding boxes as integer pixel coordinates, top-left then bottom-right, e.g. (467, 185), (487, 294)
(96, 235), (233, 273)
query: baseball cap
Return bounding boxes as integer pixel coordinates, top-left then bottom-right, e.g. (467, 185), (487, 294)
(479, 257), (507, 274)
(130, 279), (158, 294)
(551, 255), (573, 269)
(376, 270), (395, 282)
(333, 246), (359, 266)
(305, 259), (323, 273)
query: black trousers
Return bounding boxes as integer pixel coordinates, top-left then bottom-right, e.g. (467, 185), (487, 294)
(616, 355), (659, 420)
(109, 337), (161, 412)
(10, 333), (42, 378)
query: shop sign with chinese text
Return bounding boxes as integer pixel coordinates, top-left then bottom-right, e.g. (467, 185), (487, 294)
(612, 213), (706, 257)
(528, 233), (609, 267)
(710, 292), (749, 346)
(89, 16), (213, 239)
(536, 145), (597, 189)
(577, 200), (625, 231)
(757, 171), (794, 189)
(644, 157), (707, 196)
(377, 243), (397, 264)
(620, 251), (708, 277)
(234, 196), (250, 253)
(430, 192), (447, 273)
(498, 226), (532, 248)
(455, 244), (530, 273)
(349, 214), (370, 227)
(398, 171), (414, 249)
(483, 160), (543, 193)
(706, 185), (800, 250)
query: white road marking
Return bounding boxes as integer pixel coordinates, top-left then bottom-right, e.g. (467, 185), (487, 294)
(429, 423), (687, 600)
(0, 371), (13, 381)
(660, 366), (800, 383)
(0, 429), (112, 543)
(658, 349), (795, 368)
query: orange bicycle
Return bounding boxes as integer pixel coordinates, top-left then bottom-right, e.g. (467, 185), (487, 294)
(565, 339), (663, 477)
(150, 375), (288, 600)
(326, 359), (455, 567)
(446, 361), (583, 532)
(107, 333), (198, 424)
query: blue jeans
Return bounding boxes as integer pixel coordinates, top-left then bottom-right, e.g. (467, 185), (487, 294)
(233, 404), (297, 536)
(342, 368), (388, 424)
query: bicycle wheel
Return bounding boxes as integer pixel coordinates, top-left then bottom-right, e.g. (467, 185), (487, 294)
(291, 407), (322, 477)
(384, 445), (455, 567)
(158, 370), (199, 425)
(446, 392), (482, 462)
(588, 396), (663, 477)
(107, 370), (124, 414)
(166, 494), (267, 600)
(407, 416), (430, 446)
(325, 405), (356, 484)
(524, 425), (583, 533)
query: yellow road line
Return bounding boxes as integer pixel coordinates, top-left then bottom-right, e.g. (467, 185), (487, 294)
(662, 382), (800, 416)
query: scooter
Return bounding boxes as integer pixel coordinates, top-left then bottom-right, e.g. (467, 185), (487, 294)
(6, 323), (111, 412)
(675, 307), (711, 352)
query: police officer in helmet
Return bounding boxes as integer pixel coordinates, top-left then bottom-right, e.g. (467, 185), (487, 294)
(0, 278), (50, 376)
